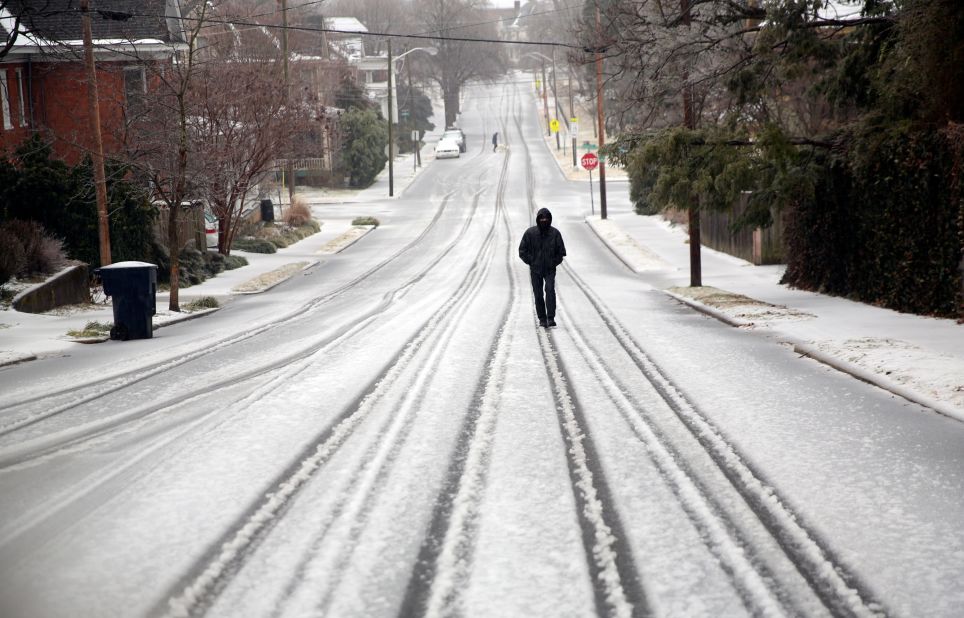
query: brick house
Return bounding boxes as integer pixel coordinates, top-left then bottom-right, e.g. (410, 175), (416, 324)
(0, 0), (187, 163)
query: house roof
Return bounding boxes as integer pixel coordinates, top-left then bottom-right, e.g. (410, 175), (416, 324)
(324, 17), (367, 34)
(1, 0), (184, 45)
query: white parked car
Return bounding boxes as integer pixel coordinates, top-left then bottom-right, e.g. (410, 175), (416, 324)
(435, 138), (461, 159)
(442, 128), (466, 153)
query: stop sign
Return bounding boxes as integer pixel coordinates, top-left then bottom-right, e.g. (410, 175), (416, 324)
(581, 152), (599, 171)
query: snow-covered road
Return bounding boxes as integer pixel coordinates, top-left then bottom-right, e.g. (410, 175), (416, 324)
(1, 82), (962, 618)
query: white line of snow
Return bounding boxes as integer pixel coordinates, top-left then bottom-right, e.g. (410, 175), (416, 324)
(541, 330), (634, 618)
(424, 306), (516, 617)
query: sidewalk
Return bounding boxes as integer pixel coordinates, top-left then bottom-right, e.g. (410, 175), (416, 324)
(0, 132), (440, 368)
(585, 207), (964, 423)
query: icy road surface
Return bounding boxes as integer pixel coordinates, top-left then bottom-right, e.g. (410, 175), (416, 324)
(1, 82), (962, 618)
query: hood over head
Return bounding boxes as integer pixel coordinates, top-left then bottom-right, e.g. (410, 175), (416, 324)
(536, 208), (552, 232)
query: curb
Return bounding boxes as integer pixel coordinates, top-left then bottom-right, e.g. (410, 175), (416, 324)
(584, 217), (675, 274)
(232, 260), (319, 295)
(583, 219), (640, 275)
(793, 342), (964, 424)
(155, 306), (221, 329)
(0, 353), (38, 369)
(317, 226), (375, 256)
(663, 291), (749, 328)
(667, 290), (964, 424)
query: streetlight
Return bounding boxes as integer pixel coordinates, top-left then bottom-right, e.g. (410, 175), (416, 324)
(522, 52), (553, 140)
(387, 43), (437, 197)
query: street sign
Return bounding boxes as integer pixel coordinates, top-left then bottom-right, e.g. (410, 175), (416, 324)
(581, 152), (599, 171)
(550, 119), (560, 133)
(582, 141), (597, 151)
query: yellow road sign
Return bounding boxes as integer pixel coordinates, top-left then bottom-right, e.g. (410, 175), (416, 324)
(550, 119), (560, 133)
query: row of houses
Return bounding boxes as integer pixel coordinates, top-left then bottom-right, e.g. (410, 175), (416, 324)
(0, 0), (544, 169)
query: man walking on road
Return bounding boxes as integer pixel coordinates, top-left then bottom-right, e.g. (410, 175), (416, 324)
(519, 208), (567, 328)
(492, 132), (499, 152)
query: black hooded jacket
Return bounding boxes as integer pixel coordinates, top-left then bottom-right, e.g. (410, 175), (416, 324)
(519, 208), (567, 275)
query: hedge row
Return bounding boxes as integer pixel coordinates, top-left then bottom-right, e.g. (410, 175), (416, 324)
(781, 124), (963, 318)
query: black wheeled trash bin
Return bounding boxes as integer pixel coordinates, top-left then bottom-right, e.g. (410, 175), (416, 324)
(260, 198), (274, 222)
(96, 261), (158, 341)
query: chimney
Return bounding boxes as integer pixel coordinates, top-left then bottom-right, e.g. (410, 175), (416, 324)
(514, 1), (520, 11)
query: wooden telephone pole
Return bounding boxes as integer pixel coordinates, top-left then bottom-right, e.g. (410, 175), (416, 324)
(681, 0), (701, 286)
(594, 5), (607, 220)
(80, 0), (111, 266)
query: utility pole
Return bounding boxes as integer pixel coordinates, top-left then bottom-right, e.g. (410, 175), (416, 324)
(568, 62), (577, 168)
(388, 39), (394, 197)
(280, 0), (294, 207)
(551, 49), (560, 150)
(594, 5), (608, 220)
(407, 58), (420, 169)
(80, 0), (111, 266)
(541, 59), (550, 137)
(681, 0), (701, 286)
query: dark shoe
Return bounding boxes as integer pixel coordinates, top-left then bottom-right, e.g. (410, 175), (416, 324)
(539, 319), (548, 328)
(547, 319), (557, 327)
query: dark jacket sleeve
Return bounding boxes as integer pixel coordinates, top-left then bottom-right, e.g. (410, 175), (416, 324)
(553, 230), (567, 266)
(518, 232), (531, 265)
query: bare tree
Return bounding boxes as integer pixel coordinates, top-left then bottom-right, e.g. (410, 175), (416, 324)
(124, 0), (213, 312)
(412, 0), (506, 127)
(191, 20), (318, 254)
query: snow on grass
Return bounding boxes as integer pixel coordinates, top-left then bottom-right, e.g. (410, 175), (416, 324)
(668, 285), (815, 324)
(230, 261), (312, 294)
(586, 216), (672, 272)
(316, 226), (374, 255)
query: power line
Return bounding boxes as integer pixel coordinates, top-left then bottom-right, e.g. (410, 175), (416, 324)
(119, 10), (583, 50)
(409, 2), (581, 37)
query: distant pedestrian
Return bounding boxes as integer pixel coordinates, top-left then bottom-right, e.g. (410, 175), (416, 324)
(492, 132), (499, 152)
(518, 207), (566, 328)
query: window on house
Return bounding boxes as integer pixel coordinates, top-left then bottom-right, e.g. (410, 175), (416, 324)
(0, 71), (11, 130)
(124, 67), (147, 117)
(16, 68), (26, 127)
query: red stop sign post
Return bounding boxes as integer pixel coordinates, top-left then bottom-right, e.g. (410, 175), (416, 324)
(581, 152), (599, 215)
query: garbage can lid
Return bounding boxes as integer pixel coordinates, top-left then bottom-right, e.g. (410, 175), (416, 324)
(98, 261), (158, 270)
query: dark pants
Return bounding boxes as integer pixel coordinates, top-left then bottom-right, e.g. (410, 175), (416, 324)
(529, 269), (556, 321)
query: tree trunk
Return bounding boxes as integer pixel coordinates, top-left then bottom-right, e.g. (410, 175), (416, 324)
(443, 86), (460, 127)
(167, 201), (180, 311)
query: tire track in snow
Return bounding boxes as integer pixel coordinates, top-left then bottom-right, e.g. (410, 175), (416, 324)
(309, 192), (505, 616)
(398, 102), (518, 617)
(560, 263), (887, 618)
(157, 155), (509, 618)
(0, 184), (465, 425)
(0, 187), (489, 470)
(554, 296), (802, 616)
(510, 81), (647, 617)
(538, 329), (649, 618)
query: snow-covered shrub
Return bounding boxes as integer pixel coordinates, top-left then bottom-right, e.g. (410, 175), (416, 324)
(0, 219), (65, 277)
(0, 228), (26, 285)
(284, 198), (312, 227)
